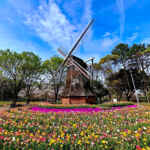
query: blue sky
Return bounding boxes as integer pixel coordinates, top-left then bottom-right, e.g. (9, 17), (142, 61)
(0, 0), (150, 61)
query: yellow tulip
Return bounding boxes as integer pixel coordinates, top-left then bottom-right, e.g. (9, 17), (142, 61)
(73, 124), (77, 128)
(49, 139), (56, 146)
(146, 146), (150, 150)
(4, 131), (8, 135)
(135, 133), (140, 138)
(128, 130), (131, 134)
(77, 140), (82, 145)
(80, 131), (84, 136)
(102, 140), (107, 144)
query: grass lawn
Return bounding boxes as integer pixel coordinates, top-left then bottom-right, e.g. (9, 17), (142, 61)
(0, 102), (150, 149)
(0, 101), (42, 107)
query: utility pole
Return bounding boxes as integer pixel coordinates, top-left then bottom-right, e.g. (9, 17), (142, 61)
(91, 58), (94, 87)
(86, 57), (95, 88)
(129, 69), (140, 105)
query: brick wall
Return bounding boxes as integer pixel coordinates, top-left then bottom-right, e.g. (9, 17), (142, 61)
(61, 97), (96, 104)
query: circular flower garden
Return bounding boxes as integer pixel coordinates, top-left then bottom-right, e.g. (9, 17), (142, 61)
(0, 104), (150, 149)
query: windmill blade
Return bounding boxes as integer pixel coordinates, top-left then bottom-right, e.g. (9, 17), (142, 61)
(58, 48), (66, 57)
(57, 48), (91, 79)
(70, 58), (91, 79)
(56, 19), (94, 74)
(69, 60), (91, 79)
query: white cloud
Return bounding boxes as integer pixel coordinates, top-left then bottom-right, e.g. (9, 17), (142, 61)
(75, 35), (120, 62)
(20, 0), (94, 55)
(83, 0), (92, 22)
(116, 0), (125, 39)
(0, 34), (39, 56)
(0, 36), (50, 60)
(62, 0), (83, 21)
(0, 24), (49, 59)
(124, 0), (137, 9)
(116, 0), (137, 40)
(81, 35), (119, 55)
(127, 32), (138, 43)
(6, 17), (14, 24)
(7, 0), (96, 59)
(141, 38), (150, 44)
(25, 1), (79, 50)
(7, 0), (120, 61)
(8, 0), (34, 14)
(103, 32), (111, 37)
(101, 37), (119, 49)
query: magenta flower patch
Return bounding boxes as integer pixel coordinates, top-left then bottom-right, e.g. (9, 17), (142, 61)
(31, 105), (137, 113)
(31, 107), (102, 113)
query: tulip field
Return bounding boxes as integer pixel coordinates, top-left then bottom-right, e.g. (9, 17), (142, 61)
(0, 104), (150, 149)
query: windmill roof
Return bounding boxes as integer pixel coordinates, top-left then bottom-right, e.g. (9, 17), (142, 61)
(72, 55), (88, 69)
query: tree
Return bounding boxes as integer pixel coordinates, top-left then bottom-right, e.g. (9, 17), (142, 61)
(92, 63), (102, 82)
(93, 80), (109, 103)
(0, 50), (25, 107)
(142, 47), (150, 74)
(21, 52), (42, 104)
(43, 56), (64, 102)
(112, 43), (129, 68)
(99, 54), (119, 81)
(128, 44), (146, 71)
(106, 68), (148, 101)
(0, 71), (5, 100)
(127, 44), (150, 101)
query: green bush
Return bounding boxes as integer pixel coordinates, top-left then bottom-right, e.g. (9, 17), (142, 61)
(139, 96), (148, 102)
(38, 105), (98, 109)
(100, 102), (134, 108)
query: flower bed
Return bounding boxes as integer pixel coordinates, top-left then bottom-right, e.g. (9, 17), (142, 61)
(100, 102), (134, 108)
(31, 107), (102, 113)
(31, 105), (137, 113)
(37, 104), (98, 109)
(0, 105), (150, 149)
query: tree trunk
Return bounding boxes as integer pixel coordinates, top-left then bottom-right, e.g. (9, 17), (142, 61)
(144, 90), (149, 103)
(11, 82), (18, 108)
(26, 97), (30, 105)
(26, 86), (31, 105)
(127, 96), (130, 101)
(11, 95), (17, 108)
(0, 87), (3, 100)
(118, 93), (122, 102)
(53, 79), (57, 103)
(55, 92), (58, 103)
(147, 91), (150, 103)
(108, 92), (112, 102)
(125, 91), (131, 101)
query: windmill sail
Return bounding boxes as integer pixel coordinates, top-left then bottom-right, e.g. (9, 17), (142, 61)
(57, 49), (91, 79)
(56, 19), (94, 74)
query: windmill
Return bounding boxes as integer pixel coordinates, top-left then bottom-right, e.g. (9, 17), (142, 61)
(56, 19), (96, 104)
